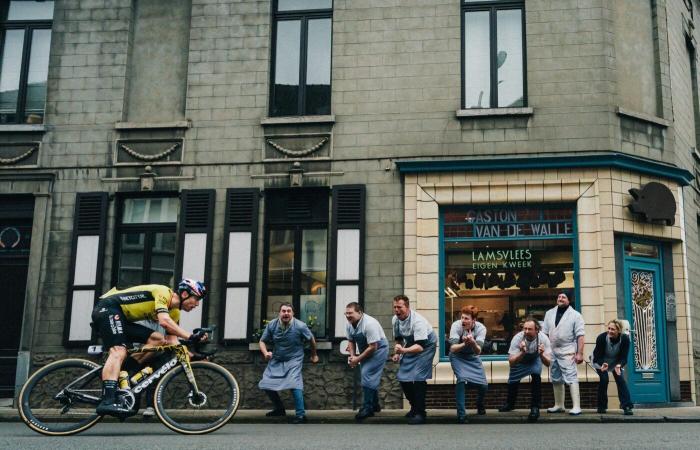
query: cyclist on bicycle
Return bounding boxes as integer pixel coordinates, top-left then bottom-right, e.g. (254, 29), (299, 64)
(91, 278), (207, 416)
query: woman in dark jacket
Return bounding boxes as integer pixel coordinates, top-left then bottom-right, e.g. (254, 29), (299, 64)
(592, 319), (633, 415)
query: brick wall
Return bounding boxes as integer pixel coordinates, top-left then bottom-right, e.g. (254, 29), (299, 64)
(426, 383), (599, 410)
(426, 381), (693, 409)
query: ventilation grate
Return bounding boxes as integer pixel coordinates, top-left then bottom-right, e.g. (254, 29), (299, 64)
(287, 194), (312, 220)
(76, 194), (105, 233)
(335, 186), (363, 226)
(227, 190), (257, 228)
(183, 191), (212, 229)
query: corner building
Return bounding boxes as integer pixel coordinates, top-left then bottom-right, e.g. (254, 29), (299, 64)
(1, 0), (699, 410)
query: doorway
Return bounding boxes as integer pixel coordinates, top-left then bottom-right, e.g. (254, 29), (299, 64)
(0, 196), (33, 398)
(622, 239), (669, 404)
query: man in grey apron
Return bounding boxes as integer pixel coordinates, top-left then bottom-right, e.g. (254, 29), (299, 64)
(392, 294), (437, 425)
(258, 303), (319, 424)
(345, 302), (389, 421)
(448, 305), (488, 423)
(499, 317), (552, 421)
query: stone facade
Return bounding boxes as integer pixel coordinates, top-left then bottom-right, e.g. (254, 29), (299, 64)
(1, 0), (700, 409)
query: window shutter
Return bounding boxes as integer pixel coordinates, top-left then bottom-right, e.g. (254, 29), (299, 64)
(221, 188), (259, 342)
(64, 192), (108, 346)
(176, 189), (215, 332)
(329, 185), (365, 338)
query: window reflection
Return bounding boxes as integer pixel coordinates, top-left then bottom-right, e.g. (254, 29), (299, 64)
(300, 229), (327, 335)
(116, 197), (178, 288)
(118, 233), (145, 287)
(1, 1), (53, 124)
(271, 2), (332, 116)
(24, 29), (52, 123)
(0, 30), (24, 122)
(266, 229), (295, 321)
(464, 11), (490, 108)
(462, 2), (525, 109)
(305, 18), (332, 115)
(149, 232), (176, 286)
(272, 20), (301, 116)
(122, 198), (179, 224)
(497, 9), (524, 107)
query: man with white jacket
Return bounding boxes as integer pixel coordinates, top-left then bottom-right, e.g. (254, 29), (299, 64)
(542, 290), (585, 415)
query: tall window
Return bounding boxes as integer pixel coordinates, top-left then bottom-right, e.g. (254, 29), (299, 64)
(442, 206), (576, 357)
(263, 188), (329, 337)
(270, 0), (332, 117)
(462, 0), (525, 109)
(114, 197), (178, 288)
(0, 1), (53, 124)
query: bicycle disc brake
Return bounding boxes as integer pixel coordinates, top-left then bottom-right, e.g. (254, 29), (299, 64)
(187, 391), (207, 408)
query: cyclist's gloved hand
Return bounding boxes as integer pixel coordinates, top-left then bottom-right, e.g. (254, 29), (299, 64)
(188, 328), (207, 343)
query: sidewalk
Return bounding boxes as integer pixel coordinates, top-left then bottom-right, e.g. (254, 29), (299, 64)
(3, 405), (700, 424)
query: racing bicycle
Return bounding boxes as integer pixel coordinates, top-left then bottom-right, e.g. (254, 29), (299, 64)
(18, 327), (239, 436)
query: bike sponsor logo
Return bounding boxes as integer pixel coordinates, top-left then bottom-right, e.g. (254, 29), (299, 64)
(108, 314), (123, 335)
(133, 358), (178, 393)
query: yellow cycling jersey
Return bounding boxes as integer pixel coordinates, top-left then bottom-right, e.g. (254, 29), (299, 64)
(98, 284), (180, 324)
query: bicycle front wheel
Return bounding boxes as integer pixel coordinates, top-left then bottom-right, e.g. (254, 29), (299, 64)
(154, 361), (239, 434)
(18, 358), (103, 436)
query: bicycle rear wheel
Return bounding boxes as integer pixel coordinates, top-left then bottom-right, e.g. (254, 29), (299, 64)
(154, 361), (239, 434)
(18, 358), (103, 436)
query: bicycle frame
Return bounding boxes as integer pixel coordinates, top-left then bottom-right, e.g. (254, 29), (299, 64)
(59, 343), (200, 408)
(129, 344), (200, 396)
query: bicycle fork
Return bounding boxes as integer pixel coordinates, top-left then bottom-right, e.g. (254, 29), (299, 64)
(181, 357), (207, 408)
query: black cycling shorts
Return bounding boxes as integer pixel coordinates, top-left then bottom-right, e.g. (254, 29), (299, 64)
(91, 303), (155, 349)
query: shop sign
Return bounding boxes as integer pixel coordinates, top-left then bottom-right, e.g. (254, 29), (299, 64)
(471, 249), (532, 270)
(445, 207), (574, 240)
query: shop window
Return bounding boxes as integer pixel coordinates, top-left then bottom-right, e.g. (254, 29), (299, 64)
(263, 188), (329, 337)
(114, 197), (178, 288)
(270, 0), (332, 116)
(442, 206), (576, 357)
(0, 1), (53, 124)
(462, 0), (525, 109)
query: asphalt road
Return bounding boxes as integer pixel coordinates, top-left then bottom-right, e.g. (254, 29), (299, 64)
(2, 422), (700, 450)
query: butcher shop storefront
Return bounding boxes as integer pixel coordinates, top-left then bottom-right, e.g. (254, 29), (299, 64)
(397, 154), (696, 408)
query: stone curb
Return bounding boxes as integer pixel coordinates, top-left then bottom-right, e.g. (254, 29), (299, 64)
(3, 408), (700, 425)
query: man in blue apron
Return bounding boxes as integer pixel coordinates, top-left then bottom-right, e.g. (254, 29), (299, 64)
(542, 290), (585, 415)
(345, 302), (389, 421)
(392, 295), (437, 425)
(499, 317), (552, 421)
(448, 305), (488, 424)
(258, 303), (319, 424)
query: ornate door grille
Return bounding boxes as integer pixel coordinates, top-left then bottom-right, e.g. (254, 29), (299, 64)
(631, 270), (658, 370)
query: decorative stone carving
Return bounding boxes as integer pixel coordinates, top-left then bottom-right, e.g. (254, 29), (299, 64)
(264, 133), (331, 161)
(0, 143), (40, 166)
(115, 139), (183, 165)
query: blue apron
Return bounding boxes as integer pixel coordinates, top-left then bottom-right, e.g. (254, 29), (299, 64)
(508, 336), (543, 383)
(349, 325), (389, 390)
(449, 335), (487, 386)
(258, 318), (313, 391)
(395, 329), (437, 382)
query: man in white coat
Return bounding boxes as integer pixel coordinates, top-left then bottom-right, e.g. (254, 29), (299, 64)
(542, 290), (585, 415)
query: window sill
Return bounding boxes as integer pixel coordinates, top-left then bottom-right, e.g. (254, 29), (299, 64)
(615, 107), (669, 128)
(260, 115), (335, 126)
(248, 341), (333, 351)
(115, 120), (192, 130)
(456, 107), (533, 118)
(0, 124), (46, 133)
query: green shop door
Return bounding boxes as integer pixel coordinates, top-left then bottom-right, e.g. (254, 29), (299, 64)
(622, 240), (669, 404)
